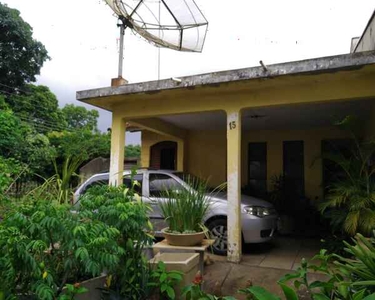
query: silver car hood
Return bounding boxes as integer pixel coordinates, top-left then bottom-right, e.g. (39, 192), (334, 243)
(208, 192), (273, 208)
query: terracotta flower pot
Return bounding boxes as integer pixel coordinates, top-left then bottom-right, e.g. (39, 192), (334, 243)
(162, 228), (206, 246)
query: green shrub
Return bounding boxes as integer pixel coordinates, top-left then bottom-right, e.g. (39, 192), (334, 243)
(320, 116), (375, 237)
(148, 261), (183, 299)
(0, 199), (123, 299)
(79, 173), (154, 299)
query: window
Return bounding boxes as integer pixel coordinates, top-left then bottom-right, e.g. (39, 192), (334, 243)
(248, 142), (267, 197)
(149, 174), (184, 197)
(82, 179), (109, 194)
(283, 141), (304, 200)
(123, 174), (143, 195)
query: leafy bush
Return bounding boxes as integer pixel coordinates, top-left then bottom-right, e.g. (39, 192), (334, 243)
(0, 199), (123, 299)
(78, 173), (154, 299)
(320, 116), (375, 236)
(148, 261), (183, 299)
(0, 157), (22, 194)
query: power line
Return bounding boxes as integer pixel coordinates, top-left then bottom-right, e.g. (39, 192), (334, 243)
(0, 82), (32, 95)
(19, 120), (67, 133)
(16, 115), (69, 132)
(0, 88), (61, 112)
(14, 112), (67, 129)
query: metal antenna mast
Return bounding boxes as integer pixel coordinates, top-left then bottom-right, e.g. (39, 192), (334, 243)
(117, 19), (125, 78)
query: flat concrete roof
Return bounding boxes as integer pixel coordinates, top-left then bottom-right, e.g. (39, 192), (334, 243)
(77, 51), (375, 110)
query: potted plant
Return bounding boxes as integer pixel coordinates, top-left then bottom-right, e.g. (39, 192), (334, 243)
(159, 176), (212, 246)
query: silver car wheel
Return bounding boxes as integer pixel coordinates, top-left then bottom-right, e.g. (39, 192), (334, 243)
(211, 225), (228, 251)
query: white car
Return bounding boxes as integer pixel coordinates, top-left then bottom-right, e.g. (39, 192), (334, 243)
(74, 169), (278, 255)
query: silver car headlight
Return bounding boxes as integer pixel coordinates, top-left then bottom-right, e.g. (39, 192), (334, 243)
(243, 206), (275, 217)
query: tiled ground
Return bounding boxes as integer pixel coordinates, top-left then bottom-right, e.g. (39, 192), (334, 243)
(208, 236), (321, 270)
(202, 237), (325, 298)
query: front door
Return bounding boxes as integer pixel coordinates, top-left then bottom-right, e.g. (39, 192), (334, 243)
(150, 141), (177, 170)
(160, 148), (176, 170)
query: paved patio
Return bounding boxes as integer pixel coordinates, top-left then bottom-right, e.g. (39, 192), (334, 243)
(202, 237), (326, 298)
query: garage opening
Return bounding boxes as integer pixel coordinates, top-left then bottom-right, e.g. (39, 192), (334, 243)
(150, 141), (177, 170)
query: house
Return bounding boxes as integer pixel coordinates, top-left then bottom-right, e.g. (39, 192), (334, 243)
(77, 11), (375, 262)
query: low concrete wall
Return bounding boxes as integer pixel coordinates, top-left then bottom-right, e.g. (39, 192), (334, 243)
(79, 156), (139, 182)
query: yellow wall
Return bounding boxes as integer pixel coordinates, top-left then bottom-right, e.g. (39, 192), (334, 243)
(141, 126), (351, 202)
(241, 127), (350, 202)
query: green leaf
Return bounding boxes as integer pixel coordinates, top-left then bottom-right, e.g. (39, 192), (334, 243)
(166, 286), (175, 299)
(278, 282), (298, 300)
(353, 289), (366, 300)
(161, 283), (168, 292)
(363, 294), (375, 300)
(169, 272), (183, 281)
(66, 284), (74, 292)
(160, 272), (168, 283)
(312, 293), (331, 300)
(337, 282), (349, 298)
(309, 281), (333, 290)
(158, 261), (166, 272)
(240, 286), (281, 300)
(76, 287), (88, 294)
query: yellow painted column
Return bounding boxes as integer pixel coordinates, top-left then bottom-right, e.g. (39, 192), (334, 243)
(226, 108), (242, 263)
(177, 139), (184, 171)
(109, 114), (126, 186)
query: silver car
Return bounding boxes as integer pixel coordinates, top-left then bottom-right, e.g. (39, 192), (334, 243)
(74, 169), (278, 255)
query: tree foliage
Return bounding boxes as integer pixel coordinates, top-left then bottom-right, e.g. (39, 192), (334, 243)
(48, 130), (111, 161)
(125, 144), (141, 158)
(61, 104), (99, 131)
(0, 108), (54, 175)
(6, 84), (65, 133)
(0, 3), (49, 90)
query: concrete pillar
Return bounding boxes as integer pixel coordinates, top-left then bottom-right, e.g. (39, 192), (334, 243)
(226, 108), (242, 263)
(177, 139), (184, 172)
(109, 114), (126, 186)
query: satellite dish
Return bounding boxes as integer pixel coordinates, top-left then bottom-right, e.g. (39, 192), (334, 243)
(105, 0), (208, 53)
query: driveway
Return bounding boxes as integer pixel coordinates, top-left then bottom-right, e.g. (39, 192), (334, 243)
(203, 237), (325, 298)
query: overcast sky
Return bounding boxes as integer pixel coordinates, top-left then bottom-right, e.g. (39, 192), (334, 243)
(3, 0), (374, 144)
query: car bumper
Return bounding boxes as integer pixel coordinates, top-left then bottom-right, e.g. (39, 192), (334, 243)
(241, 214), (278, 243)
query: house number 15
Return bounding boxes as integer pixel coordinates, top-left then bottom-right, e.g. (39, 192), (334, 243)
(229, 121), (236, 130)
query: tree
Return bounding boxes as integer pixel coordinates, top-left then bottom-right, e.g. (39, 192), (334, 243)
(0, 108), (55, 176)
(6, 84), (66, 133)
(125, 144), (141, 157)
(61, 104), (99, 131)
(48, 130), (111, 162)
(0, 3), (49, 90)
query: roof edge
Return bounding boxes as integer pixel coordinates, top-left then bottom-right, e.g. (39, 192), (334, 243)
(77, 51), (375, 102)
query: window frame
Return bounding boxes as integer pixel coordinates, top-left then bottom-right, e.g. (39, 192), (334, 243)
(147, 172), (186, 198)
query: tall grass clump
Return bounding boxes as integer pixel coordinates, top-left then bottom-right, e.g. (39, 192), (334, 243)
(159, 176), (221, 234)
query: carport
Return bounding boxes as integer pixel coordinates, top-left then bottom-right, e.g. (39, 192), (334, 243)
(77, 51), (375, 262)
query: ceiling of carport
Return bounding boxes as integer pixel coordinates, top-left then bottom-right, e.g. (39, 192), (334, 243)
(158, 98), (374, 131)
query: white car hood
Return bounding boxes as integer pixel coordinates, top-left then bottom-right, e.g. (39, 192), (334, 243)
(209, 192), (273, 208)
